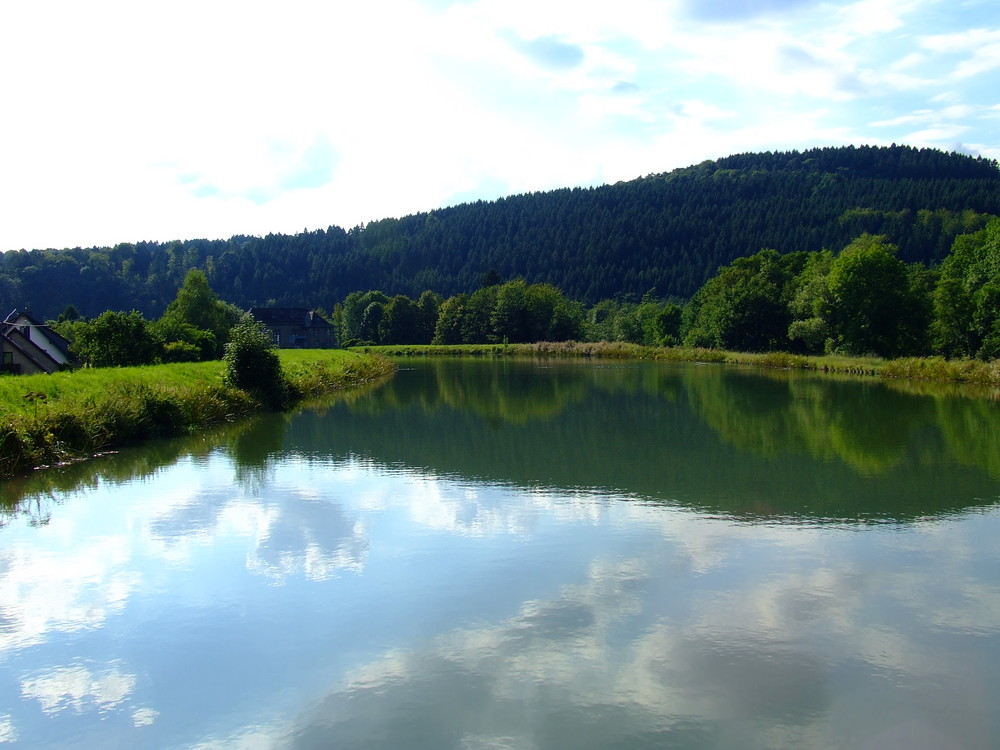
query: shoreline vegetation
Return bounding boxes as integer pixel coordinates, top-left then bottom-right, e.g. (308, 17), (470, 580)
(355, 341), (1000, 387)
(0, 350), (395, 481)
(4, 341), (999, 483)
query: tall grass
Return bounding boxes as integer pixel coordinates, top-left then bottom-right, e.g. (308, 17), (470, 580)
(0, 350), (394, 480)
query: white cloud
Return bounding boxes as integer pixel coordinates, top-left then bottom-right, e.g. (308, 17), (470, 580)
(865, 99), (1000, 157)
(918, 27), (1000, 80)
(0, 715), (15, 744)
(834, 0), (920, 37)
(0, 0), (997, 250)
(132, 706), (159, 727)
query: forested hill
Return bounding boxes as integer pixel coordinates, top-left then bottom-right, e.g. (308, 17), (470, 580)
(3, 144), (999, 319)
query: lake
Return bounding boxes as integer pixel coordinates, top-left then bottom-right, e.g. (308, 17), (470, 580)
(1, 357), (999, 749)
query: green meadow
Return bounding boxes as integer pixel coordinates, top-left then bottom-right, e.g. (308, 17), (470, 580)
(0, 350), (394, 479)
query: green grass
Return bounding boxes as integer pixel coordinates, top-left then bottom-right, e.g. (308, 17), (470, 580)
(0, 360), (226, 416)
(0, 350), (394, 479)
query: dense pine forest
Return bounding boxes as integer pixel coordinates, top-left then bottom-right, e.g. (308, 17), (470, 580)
(2, 145), (998, 320)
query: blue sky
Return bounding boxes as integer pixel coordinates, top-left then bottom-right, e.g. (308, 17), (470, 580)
(1, 0), (998, 252)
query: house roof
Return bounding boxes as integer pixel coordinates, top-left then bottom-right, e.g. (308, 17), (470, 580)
(2, 308), (81, 369)
(3, 309), (76, 354)
(1, 326), (63, 373)
(248, 308), (332, 328)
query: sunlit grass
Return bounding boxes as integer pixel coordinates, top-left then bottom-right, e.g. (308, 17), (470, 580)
(0, 361), (225, 415)
(0, 350), (373, 415)
(0, 350), (394, 479)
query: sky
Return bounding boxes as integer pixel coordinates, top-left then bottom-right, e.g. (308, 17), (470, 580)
(1, 0), (998, 252)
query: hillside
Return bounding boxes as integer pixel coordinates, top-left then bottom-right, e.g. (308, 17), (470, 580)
(2, 145), (998, 318)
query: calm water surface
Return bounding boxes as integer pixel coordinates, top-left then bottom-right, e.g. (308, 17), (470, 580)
(1, 358), (999, 749)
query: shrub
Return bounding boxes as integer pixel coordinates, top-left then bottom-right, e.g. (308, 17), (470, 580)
(223, 317), (288, 408)
(161, 340), (203, 363)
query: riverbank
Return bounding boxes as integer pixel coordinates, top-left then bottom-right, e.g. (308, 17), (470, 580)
(0, 350), (395, 479)
(354, 341), (1000, 386)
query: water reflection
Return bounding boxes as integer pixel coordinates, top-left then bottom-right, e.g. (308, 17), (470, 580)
(226, 413), (291, 493)
(280, 359), (1000, 523)
(361, 358), (590, 425)
(275, 511), (1000, 750)
(5, 359), (999, 526)
(21, 662), (137, 715)
(684, 368), (932, 474)
(0, 358), (998, 749)
(248, 486), (368, 582)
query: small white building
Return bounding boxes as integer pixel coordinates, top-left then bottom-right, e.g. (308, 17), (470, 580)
(1, 309), (80, 375)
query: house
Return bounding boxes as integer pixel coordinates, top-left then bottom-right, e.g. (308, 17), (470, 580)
(1, 309), (81, 375)
(247, 308), (337, 349)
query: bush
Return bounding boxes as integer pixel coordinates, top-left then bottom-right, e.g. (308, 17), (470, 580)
(74, 310), (159, 367)
(223, 317), (288, 408)
(161, 341), (203, 363)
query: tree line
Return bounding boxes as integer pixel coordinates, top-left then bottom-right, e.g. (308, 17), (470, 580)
(37, 216), (1000, 367)
(335, 277), (585, 347)
(54, 270), (242, 367)
(2, 145), (998, 321)
(331, 217), (1000, 360)
(648, 217), (1000, 359)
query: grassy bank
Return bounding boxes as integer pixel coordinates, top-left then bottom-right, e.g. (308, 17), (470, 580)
(354, 341), (1000, 385)
(0, 350), (394, 480)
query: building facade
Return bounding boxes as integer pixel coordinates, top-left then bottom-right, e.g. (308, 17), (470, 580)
(247, 308), (337, 349)
(1, 309), (80, 375)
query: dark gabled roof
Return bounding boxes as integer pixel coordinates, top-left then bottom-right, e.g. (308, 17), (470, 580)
(2, 308), (78, 363)
(248, 308), (332, 328)
(1, 326), (62, 373)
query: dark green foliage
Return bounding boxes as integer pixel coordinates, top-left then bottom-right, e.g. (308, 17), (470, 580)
(54, 271), (239, 367)
(681, 236), (935, 358)
(650, 303), (683, 346)
(479, 269), (502, 288)
(432, 294), (469, 345)
(825, 235), (930, 357)
(787, 249), (835, 353)
(341, 290), (389, 343)
(491, 280), (569, 343)
(159, 269), (240, 358)
(682, 249), (807, 352)
(416, 291), (442, 344)
(149, 317), (217, 362)
(430, 280), (583, 344)
(223, 317), (288, 408)
(379, 295), (423, 345)
(583, 298), (682, 346)
(74, 310), (159, 367)
(2, 146), (996, 318)
(56, 304), (81, 323)
(360, 301), (385, 344)
(460, 286), (498, 343)
(931, 218), (1000, 359)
